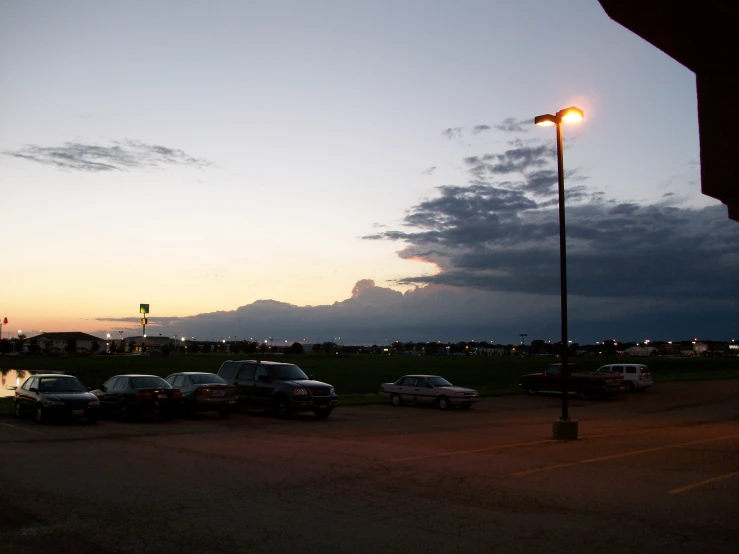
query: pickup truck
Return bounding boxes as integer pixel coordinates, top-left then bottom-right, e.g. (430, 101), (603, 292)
(519, 363), (625, 400)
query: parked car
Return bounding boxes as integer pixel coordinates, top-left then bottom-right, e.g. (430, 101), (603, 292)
(595, 364), (653, 391)
(519, 363), (625, 399)
(164, 372), (237, 417)
(91, 374), (182, 421)
(217, 360), (338, 418)
(15, 373), (100, 424)
(379, 375), (479, 410)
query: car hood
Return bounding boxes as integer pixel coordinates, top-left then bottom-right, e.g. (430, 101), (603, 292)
(437, 386), (477, 394)
(43, 392), (97, 402)
(279, 379), (332, 388)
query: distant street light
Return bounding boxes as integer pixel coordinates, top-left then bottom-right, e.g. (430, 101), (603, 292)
(535, 105), (584, 439)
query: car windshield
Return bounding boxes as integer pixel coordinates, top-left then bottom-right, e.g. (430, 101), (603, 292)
(269, 364), (309, 380)
(38, 377), (86, 392)
(427, 377), (452, 387)
(131, 376), (171, 389)
(190, 374), (226, 385)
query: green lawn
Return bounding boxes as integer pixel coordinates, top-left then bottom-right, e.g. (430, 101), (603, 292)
(2, 353), (737, 400)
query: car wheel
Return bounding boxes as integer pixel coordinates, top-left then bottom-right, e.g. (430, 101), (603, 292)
(313, 408), (333, 419)
(36, 406), (46, 424)
(524, 382), (537, 395)
(14, 402), (22, 418)
(390, 394), (402, 406)
(578, 389), (591, 400)
(436, 395), (451, 410)
(627, 382), (635, 392)
(272, 396), (291, 419)
(119, 404), (132, 422)
(219, 410), (232, 419)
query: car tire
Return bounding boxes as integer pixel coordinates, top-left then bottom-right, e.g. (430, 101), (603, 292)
(436, 395), (451, 410)
(14, 402), (22, 418)
(219, 410), (232, 419)
(524, 382), (537, 395)
(119, 404), (132, 422)
(313, 408), (333, 419)
(36, 406), (46, 424)
(272, 396), (291, 419)
(390, 394), (402, 406)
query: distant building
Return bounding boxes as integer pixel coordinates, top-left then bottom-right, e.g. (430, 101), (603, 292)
(623, 346), (658, 356)
(32, 332), (105, 353)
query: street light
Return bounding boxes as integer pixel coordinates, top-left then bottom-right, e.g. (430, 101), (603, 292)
(535, 105), (584, 440)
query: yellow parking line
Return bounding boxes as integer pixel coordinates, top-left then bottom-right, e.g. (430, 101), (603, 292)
(391, 438), (558, 462)
(669, 470), (739, 494)
(0, 421), (49, 437)
(511, 434), (739, 477)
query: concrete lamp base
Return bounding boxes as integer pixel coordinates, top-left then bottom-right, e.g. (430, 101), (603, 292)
(553, 420), (579, 440)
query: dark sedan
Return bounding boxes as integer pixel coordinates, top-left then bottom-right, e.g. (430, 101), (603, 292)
(164, 372), (237, 418)
(91, 374), (182, 421)
(15, 374), (100, 424)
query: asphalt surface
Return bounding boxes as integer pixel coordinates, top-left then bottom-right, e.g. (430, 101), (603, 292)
(1, 380), (738, 553)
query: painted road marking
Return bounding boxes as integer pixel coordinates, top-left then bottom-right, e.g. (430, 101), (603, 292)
(390, 425), (685, 462)
(669, 470), (739, 494)
(511, 434), (739, 477)
(391, 438), (558, 462)
(0, 421), (49, 437)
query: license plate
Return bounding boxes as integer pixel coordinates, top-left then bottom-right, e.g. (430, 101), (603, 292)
(158, 394), (167, 399)
(72, 409), (84, 416)
(213, 390), (225, 397)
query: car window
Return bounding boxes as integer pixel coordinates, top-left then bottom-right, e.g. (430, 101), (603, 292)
(131, 376), (170, 389)
(427, 377), (453, 387)
(24, 377), (36, 390)
(416, 377), (430, 388)
(268, 364), (309, 380)
(172, 375), (185, 387)
(546, 366), (560, 376)
(218, 362), (240, 381)
(103, 377), (120, 389)
(625, 367), (636, 374)
(612, 366), (624, 373)
(595, 366), (610, 373)
(254, 366), (269, 382)
(400, 377), (417, 386)
(190, 374), (227, 385)
(48, 377), (86, 392)
(116, 377), (128, 389)
(237, 366), (256, 381)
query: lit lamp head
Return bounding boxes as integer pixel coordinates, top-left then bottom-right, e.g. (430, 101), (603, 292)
(534, 114), (556, 126)
(558, 106), (584, 123)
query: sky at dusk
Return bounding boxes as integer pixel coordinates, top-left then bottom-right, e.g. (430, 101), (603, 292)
(1, 0), (737, 345)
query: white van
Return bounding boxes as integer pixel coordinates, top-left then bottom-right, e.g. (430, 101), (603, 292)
(595, 364), (653, 391)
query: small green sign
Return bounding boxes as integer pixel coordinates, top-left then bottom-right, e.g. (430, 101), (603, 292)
(140, 304), (149, 314)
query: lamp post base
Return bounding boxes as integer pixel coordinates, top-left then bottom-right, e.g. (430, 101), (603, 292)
(553, 419), (579, 440)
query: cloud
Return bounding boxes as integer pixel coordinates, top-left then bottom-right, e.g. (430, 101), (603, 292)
(464, 141), (556, 178)
(494, 117), (530, 133)
(422, 166), (437, 175)
(472, 124), (491, 134)
(441, 127), (463, 140)
(4, 140), (211, 172)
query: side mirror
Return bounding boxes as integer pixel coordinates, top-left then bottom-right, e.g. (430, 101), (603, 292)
(308, 374), (314, 379)
(30, 387), (38, 393)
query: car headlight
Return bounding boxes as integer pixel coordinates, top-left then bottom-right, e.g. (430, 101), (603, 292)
(88, 400), (100, 406)
(453, 392), (463, 397)
(292, 388), (308, 396)
(42, 400), (64, 407)
(329, 387), (335, 395)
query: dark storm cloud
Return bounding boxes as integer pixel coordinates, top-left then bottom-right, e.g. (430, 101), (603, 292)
(4, 140), (211, 171)
(494, 117), (530, 133)
(464, 142), (556, 177)
(441, 127), (463, 140)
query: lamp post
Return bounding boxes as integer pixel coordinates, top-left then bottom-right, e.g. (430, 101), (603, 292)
(535, 105), (583, 439)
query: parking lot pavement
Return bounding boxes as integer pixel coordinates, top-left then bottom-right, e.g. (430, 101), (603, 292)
(1, 380), (738, 553)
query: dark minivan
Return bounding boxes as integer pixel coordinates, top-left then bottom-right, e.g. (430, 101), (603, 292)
(217, 360), (338, 419)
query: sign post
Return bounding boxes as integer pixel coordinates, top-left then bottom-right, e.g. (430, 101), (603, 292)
(139, 304), (149, 349)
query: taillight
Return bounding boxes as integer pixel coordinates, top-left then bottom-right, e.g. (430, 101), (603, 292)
(172, 390), (182, 399)
(136, 391), (153, 400)
(195, 388), (206, 397)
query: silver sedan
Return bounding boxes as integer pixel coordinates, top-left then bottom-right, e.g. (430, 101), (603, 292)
(379, 374), (479, 410)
